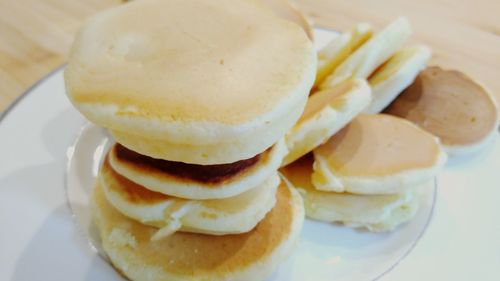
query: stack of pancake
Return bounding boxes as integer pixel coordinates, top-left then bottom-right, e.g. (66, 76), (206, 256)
(280, 16), (497, 231)
(281, 114), (447, 231)
(64, 0), (317, 280)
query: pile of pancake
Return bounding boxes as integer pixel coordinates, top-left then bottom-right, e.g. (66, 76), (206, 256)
(279, 17), (497, 231)
(65, 0), (317, 280)
(281, 114), (447, 231)
(64, 0), (499, 279)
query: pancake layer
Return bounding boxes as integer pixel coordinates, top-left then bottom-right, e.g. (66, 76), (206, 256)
(109, 139), (287, 199)
(65, 0), (316, 164)
(314, 23), (373, 88)
(385, 66), (499, 155)
(312, 114), (446, 194)
(92, 177), (304, 281)
(281, 154), (422, 232)
(319, 17), (412, 90)
(282, 79), (371, 166)
(100, 158), (279, 239)
(364, 45), (431, 114)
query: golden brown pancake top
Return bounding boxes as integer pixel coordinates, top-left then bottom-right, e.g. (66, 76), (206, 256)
(113, 143), (271, 185)
(314, 114), (442, 177)
(93, 180), (293, 275)
(385, 66), (498, 146)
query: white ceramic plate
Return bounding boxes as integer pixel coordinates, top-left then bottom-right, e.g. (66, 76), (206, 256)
(1, 29), (499, 281)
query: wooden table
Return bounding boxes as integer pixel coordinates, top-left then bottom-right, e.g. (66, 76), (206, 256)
(0, 0), (499, 112)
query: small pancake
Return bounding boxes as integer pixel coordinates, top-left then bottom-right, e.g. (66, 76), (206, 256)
(314, 23), (373, 88)
(385, 66), (499, 155)
(319, 17), (412, 90)
(100, 159), (279, 239)
(262, 0), (314, 40)
(281, 154), (422, 232)
(109, 139), (287, 199)
(282, 79), (371, 166)
(312, 114), (446, 194)
(65, 0), (316, 165)
(364, 45), (431, 114)
(91, 175), (304, 281)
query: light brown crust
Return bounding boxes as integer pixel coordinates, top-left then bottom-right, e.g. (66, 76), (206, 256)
(314, 114), (442, 177)
(385, 66), (498, 147)
(92, 180), (293, 277)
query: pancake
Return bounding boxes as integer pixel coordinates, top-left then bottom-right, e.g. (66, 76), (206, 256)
(319, 17), (412, 90)
(385, 66), (499, 155)
(364, 45), (431, 114)
(262, 0), (313, 40)
(100, 158), (279, 239)
(281, 154), (422, 232)
(109, 139), (287, 199)
(314, 23), (373, 88)
(64, 0), (316, 165)
(91, 175), (304, 281)
(312, 114), (446, 194)
(108, 109), (296, 164)
(282, 79), (371, 166)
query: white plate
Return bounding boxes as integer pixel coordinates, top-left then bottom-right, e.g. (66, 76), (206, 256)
(0, 29), (499, 281)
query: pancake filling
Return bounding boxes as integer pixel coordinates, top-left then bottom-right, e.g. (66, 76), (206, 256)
(114, 144), (270, 184)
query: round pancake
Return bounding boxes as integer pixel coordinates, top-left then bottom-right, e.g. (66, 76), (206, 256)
(312, 114), (446, 194)
(319, 17), (412, 90)
(109, 139), (287, 200)
(385, 66), (499, 155)
(282, 79), (371, 166)
(281, 154), (422, 232)
(91, 175), (304, 281)
(65, 0), (316, 164)
(364, 45), (431, 114)
(100, 158), (279, 239)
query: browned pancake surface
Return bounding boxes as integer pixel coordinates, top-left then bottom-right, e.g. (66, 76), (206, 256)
(385, 66), (498, 146)
(92, 180), (293, 276)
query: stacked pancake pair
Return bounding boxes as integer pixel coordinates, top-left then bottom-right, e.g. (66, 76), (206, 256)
(278, 18), (448, 231)
(281, 114), (447, 231)
(64, 0), (317, 280)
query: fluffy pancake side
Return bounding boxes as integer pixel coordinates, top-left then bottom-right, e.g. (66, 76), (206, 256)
(364, 45), (431, 114)
(109, 109), (298, 164)
(282, 79), (371, 166)
(314, 23), (373, 88)
(312, 114), (446, 194)
(91, 176), (304, 281)
(100, 158), (279, 238)
(109, 139), (287, 199)
(319, 17), (412, 90)
(281, 154), (422, 232)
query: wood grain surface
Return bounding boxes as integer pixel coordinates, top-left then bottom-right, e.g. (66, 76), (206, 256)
(0, 0), (498, 112)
